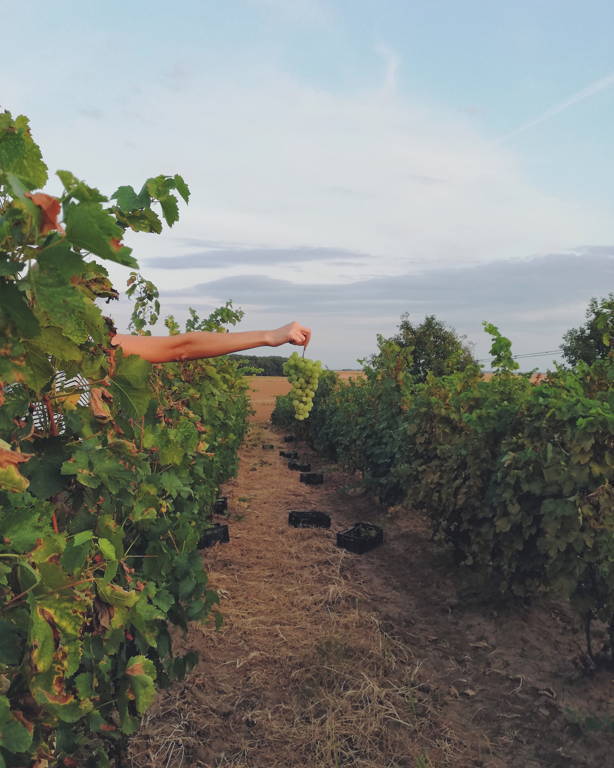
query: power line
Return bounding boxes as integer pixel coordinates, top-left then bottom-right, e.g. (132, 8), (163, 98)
(477, 349), (563, 363)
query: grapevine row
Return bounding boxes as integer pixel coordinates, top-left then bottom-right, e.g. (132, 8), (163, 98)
(0, 112), (249, 767)
(274, 322), (614, 660)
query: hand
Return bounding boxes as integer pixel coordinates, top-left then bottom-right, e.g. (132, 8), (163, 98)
(268, 321), (311, 349)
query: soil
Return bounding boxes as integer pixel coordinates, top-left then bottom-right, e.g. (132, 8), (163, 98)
(128, 376), (614, 768)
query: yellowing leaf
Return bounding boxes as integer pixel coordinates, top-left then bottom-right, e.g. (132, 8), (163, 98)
(125, 655), (157, 714)
(96, 580), (139, 608)
(0, 463), (30, 492)
(29, 607), (55, 674)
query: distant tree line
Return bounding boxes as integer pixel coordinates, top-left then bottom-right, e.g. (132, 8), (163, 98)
(231, 292), (612, 377)
(230, 353), (290, 375)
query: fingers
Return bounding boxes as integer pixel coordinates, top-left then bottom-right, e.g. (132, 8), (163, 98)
(289, 322), (311, 348)
(270, 321), (312, 349)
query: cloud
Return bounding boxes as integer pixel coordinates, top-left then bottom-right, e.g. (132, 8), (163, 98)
(374, 43), (400, 95)
(161, 249), (613, 316)
(144, 249), (612, 368)
(11, 27), (613, 294)
(497, 70), (614, 143)
(28, 46), (608, 297)
(144, 242), (371, 269)
(105, 249), (612, 369)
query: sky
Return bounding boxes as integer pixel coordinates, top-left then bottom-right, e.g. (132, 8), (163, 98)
(3, 0), (613, 368)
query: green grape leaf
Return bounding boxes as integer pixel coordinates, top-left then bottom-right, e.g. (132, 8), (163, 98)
(100, 559), (118, 583)
(110, 352), (152, 418)
(111, 185), (150, 212)
(4, 171), (31, 201)
(116, 207), (162, 233)
(37, 558), (72, 590)
(94, 514), (124, 556)
(0, 695), (33, 753)
(118, 697), (140, 736)
(131, 599), (165, 646)
(159, 195), (179, 227)
(158, 431), (185, 466)
(74, 672), (94, 700)
(125, 655), (157, 714)
(56, 170), (107, 202)
(30, 241), (106, 345)
(173, 174), (190, 203)
(158, 469), (190, 496)
(98, 537), (116, 561)
(29, 325), (84, 363)
(21, 343), (55, 391)
(65, 201), (137, 267)
(61, 453), (99, 488)
(151, 588), (174, 612)
(22, 438), (70, 499)
(0, 280), (40, 338)
(0, 112), (48, 190)
(73, 530), (94, 546)
(0, 620), (24, 666)
(145, 175), (173, 199)
(55, 169), (79, 191)
(0, 501), (50, 552)
(0, 259), (22, 277)
(61, 539), (91, 574)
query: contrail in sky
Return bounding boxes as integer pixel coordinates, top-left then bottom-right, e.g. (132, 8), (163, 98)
(497, 70), (614, 143)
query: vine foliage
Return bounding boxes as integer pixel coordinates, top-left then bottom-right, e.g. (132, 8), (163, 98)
(275, 315), (614, 660)
(0, 112), (249, 766)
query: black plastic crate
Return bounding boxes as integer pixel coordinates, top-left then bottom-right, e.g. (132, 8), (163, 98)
(213, 497), (228, 515)
(289, 461), (311, 472)
(288, 510), (331, 529)
(300, 472), (323, 485)
(279, 450), (299, 459)
(336, 523), (383, 554)
(283, 435), (295, 442)
(198, 523), (230, 549)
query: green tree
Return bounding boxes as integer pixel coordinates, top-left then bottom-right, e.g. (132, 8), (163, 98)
(560, 294), (613, 366)
(230, 353), (289, 375)
(371, 314), (477, 382)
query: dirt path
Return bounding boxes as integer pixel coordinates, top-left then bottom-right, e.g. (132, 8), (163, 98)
(129, 378), (614, 768)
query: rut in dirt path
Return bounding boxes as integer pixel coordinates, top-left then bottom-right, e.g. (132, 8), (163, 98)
(129, 397), (614, 768)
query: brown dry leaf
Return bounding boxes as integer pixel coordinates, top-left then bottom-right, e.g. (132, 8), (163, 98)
(0, 439), (33, 467)
(25, 192), (65, 235)
(90, 387), (112, 422)
(93, 598), (114, 632)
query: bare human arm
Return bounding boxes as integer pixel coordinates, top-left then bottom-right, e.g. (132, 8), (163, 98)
(111, 321), (312, 364)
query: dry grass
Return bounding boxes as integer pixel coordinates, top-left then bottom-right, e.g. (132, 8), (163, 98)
(128, 377), (614, 768)
(128, 526), (461, 768)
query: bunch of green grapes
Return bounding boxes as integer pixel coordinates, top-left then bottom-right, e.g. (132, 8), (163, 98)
(283, 351), (323, 421)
